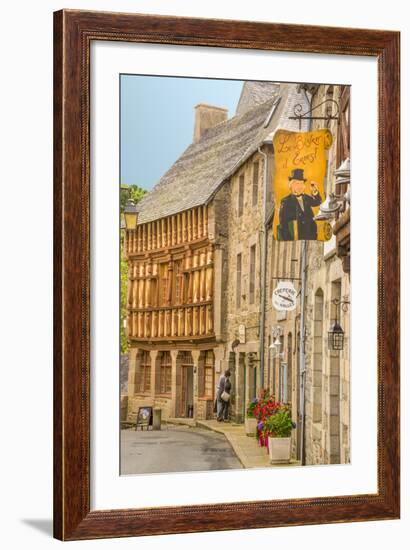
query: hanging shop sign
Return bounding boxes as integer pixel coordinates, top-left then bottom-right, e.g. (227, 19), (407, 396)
(272, 129), (333, 241)
(272, 281), (298, 311)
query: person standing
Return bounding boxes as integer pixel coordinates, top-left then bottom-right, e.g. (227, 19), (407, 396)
(216, 370), (231, 422)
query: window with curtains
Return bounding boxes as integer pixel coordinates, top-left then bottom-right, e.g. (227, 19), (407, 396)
(159, 351), (172, 394)
(138, 351), (151, 393)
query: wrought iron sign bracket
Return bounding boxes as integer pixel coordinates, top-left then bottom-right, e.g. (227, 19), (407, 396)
(332, 298), (350, 313)
(289, 99), (340, 130)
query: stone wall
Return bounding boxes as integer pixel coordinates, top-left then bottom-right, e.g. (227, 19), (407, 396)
(303, 84), (351, 465)
(263, 85), (351, 465)
(213, 147), (274, 422)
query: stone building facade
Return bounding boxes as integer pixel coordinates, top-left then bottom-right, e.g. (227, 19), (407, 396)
(264, 84), (351, 464)
(303, 84), (351, 465)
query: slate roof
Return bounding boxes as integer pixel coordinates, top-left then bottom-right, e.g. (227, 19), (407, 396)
(236, 81), (281, 116)
(136, 82), (309, 225)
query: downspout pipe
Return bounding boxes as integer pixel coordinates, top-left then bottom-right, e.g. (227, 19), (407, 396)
(258, 145), (270, 392)
(299, 86), (315, 465)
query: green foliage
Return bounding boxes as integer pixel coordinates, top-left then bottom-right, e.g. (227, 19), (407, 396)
(246, 399), (258, 418)
(263, 409), (294, 438)
(120, 250), (129, 353)
(120, 184), (146, 213)
(120, 184), (147, 353)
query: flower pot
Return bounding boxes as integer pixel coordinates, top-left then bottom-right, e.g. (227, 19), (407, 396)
(258, 432), (268, 447)
(268, 436), (291, 464)
(244, 417), (257, 436)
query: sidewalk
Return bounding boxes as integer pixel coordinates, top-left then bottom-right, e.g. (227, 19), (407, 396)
(197, 420), (300, 469)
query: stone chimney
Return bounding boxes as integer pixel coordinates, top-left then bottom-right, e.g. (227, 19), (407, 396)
(193, 104), (228, 143)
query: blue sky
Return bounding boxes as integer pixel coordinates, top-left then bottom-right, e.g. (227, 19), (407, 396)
(120, 75), (244, 191)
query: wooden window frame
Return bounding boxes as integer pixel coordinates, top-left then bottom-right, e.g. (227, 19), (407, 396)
(200, 350), (215, 399)
(159, 351), (172, 395)
(138, 351), (151, 394)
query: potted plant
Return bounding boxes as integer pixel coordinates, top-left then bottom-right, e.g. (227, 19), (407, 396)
(244, 399), (258, 436)
(264, 408), (296, 464)
(257, 420), (269, 450)
(253, 394), (281, 447)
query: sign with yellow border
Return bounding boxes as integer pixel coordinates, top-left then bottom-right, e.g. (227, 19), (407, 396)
(272, 129), (333, 241)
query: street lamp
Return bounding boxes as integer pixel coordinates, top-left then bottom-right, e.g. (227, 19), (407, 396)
(314, 192), (342, 221)
(328, 320), (345, 351)
(327, 298), (350, 351)
(269, 326), (284, 359)
(124, 199), (138, 230)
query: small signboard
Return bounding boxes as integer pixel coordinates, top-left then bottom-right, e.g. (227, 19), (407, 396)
(272, 281), (298, 312)
(135, 406), (153, 431)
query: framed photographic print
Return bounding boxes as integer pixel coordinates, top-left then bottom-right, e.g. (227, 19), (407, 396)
(54, 9), (400, 541)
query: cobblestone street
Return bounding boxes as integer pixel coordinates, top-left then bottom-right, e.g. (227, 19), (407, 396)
(120, 424), (242, 475)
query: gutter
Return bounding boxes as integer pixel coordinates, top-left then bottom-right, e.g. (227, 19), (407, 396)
(257, 145), (270, 390)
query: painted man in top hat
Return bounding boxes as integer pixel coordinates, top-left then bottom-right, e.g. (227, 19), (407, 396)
(279, 168), (322, 241)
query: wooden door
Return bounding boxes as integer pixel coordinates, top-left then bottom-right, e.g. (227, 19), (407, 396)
(181, 366), (193, 417)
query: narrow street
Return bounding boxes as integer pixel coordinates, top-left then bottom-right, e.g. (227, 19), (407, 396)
(121, 424), (242, 475)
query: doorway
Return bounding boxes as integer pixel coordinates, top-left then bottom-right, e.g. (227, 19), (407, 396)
(177, 351), (194, 417)
(182, 366), (194, 417)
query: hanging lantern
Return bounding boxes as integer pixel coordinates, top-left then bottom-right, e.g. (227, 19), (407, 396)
(328, 320), (344, 351)
(314, 192), (341, 221)
(124, 199), (138, 230)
